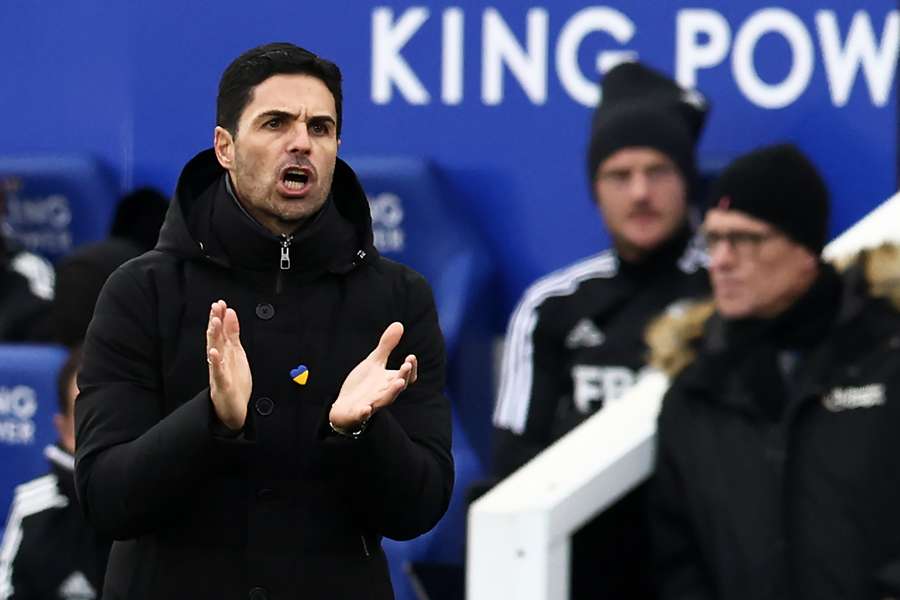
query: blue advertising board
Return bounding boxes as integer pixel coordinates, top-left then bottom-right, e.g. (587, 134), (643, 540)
(1, 1), (896, 308)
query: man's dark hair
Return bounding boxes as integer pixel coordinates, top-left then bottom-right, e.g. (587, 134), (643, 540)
(217, 42), (343, 138)
(57, 345), (82, 415)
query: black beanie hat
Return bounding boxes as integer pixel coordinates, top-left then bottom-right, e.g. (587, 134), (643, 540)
(587, 62), (709, 186)
(709, 144), (830, 254)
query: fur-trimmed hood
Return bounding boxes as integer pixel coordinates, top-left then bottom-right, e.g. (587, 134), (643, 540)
(647, 243), (900, 377)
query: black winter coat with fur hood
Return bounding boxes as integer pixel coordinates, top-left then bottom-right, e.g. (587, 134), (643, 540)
(74, 149), (453, 600)
(647, 246), (900, 600)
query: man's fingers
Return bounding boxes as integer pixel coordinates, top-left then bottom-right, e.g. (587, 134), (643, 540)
(211, 299), (226, 321)
(223, 308), (241, 345)
(396, 362), (414, 388)
(369, 322), (404, 363)
(208, 347), (222, 365)
(393, 356), (417, 387)
(207, 347), (226, 387)
(207, 314), (222, 352)
(207, 300), (229, 348)
(371, 378), (407, 410)
(406, 355), (418, 385)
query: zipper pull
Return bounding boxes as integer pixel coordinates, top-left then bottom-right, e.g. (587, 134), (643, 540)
(280, 235), (292, 270)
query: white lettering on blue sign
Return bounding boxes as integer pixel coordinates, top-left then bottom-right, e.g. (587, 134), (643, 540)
(0, 420), (35, 445)
(0, 386), (38, 446)
(442, 8), (465, 104)
(481, 8), (548, 105)
(6, 195), (72, 228)
(369, 193), (406, 253)
(0, 386), (38, 420)
(556, 7), (637, 107)
(371, 6), (899, 109)
(816, 10), (899, 107)
(372, 7), (431, 104)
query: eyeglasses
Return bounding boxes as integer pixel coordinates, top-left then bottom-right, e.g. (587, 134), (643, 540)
(702, 229), (780, 255)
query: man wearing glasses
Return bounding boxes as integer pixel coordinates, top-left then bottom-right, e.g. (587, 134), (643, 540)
(649, 143), (900, 599)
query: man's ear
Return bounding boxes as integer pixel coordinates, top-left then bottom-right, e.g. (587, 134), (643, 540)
(214, 126), (235, 170)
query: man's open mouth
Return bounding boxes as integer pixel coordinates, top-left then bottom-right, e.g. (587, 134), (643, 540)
(282, 167), (311, 190)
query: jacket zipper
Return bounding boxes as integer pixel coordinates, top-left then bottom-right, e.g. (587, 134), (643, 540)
(360, 534), (371, 557)
(275, 234), (293, 294)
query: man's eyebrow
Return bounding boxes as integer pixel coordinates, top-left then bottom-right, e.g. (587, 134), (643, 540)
(251, 110), (336, 125)
(253, 109), (296, 123)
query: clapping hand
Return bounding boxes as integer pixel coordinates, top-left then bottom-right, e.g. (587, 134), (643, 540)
(207, 299), (252, 431)
(329, 322), (417, 431)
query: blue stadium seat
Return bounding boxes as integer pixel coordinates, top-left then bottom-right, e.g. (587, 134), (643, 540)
(0, 344), (68, 524)
(352, 158), (498, 600)
(0, 155), (119, 263)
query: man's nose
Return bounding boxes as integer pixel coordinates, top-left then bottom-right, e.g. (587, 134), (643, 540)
(708, 240), (736, 271)
(287, 123), (312, 153)
(628, 172), (650, 201)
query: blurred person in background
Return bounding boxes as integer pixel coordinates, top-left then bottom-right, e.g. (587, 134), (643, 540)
(0, 184), (54, 342)
(107, 187), (169, 253)
(74, 42), (452, 599)
(648, 144), (900, 599)
(490, 61), (711, 598)
(0, 347), (111, 600)
(46, 187), (168, 347)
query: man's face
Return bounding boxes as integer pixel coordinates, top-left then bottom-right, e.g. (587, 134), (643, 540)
(594, 147), (688, 262)
(214, 73), (339, 236)
(703, 208), (818, 319)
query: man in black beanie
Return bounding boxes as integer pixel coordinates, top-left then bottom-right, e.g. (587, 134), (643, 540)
(491, 61), (711, 598)
(649, 143), (900, 599)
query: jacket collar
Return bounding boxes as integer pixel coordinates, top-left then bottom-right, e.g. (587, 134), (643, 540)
(648, 244), (900, 382)
(156, 149), (379, 275)
(209, 175), (357, 274)
(615, 223), (698, 281)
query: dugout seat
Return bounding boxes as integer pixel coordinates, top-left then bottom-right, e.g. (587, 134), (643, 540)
(0, 155), (119, 263)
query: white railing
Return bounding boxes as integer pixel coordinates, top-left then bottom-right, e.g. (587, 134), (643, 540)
(467, 190), (900, 600)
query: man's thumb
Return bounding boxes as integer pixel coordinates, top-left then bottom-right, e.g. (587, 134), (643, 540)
(371, 322), (404, 362)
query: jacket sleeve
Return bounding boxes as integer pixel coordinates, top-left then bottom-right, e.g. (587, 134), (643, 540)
(649, 388), (715, 600)
(74, 265), (243, 540)
(491, 289), (567, 479)
(321, 271), (453, 541)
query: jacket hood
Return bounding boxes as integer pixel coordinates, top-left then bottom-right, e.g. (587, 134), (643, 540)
(647, 243), (900, 378)
(156, 149), (378, 270)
